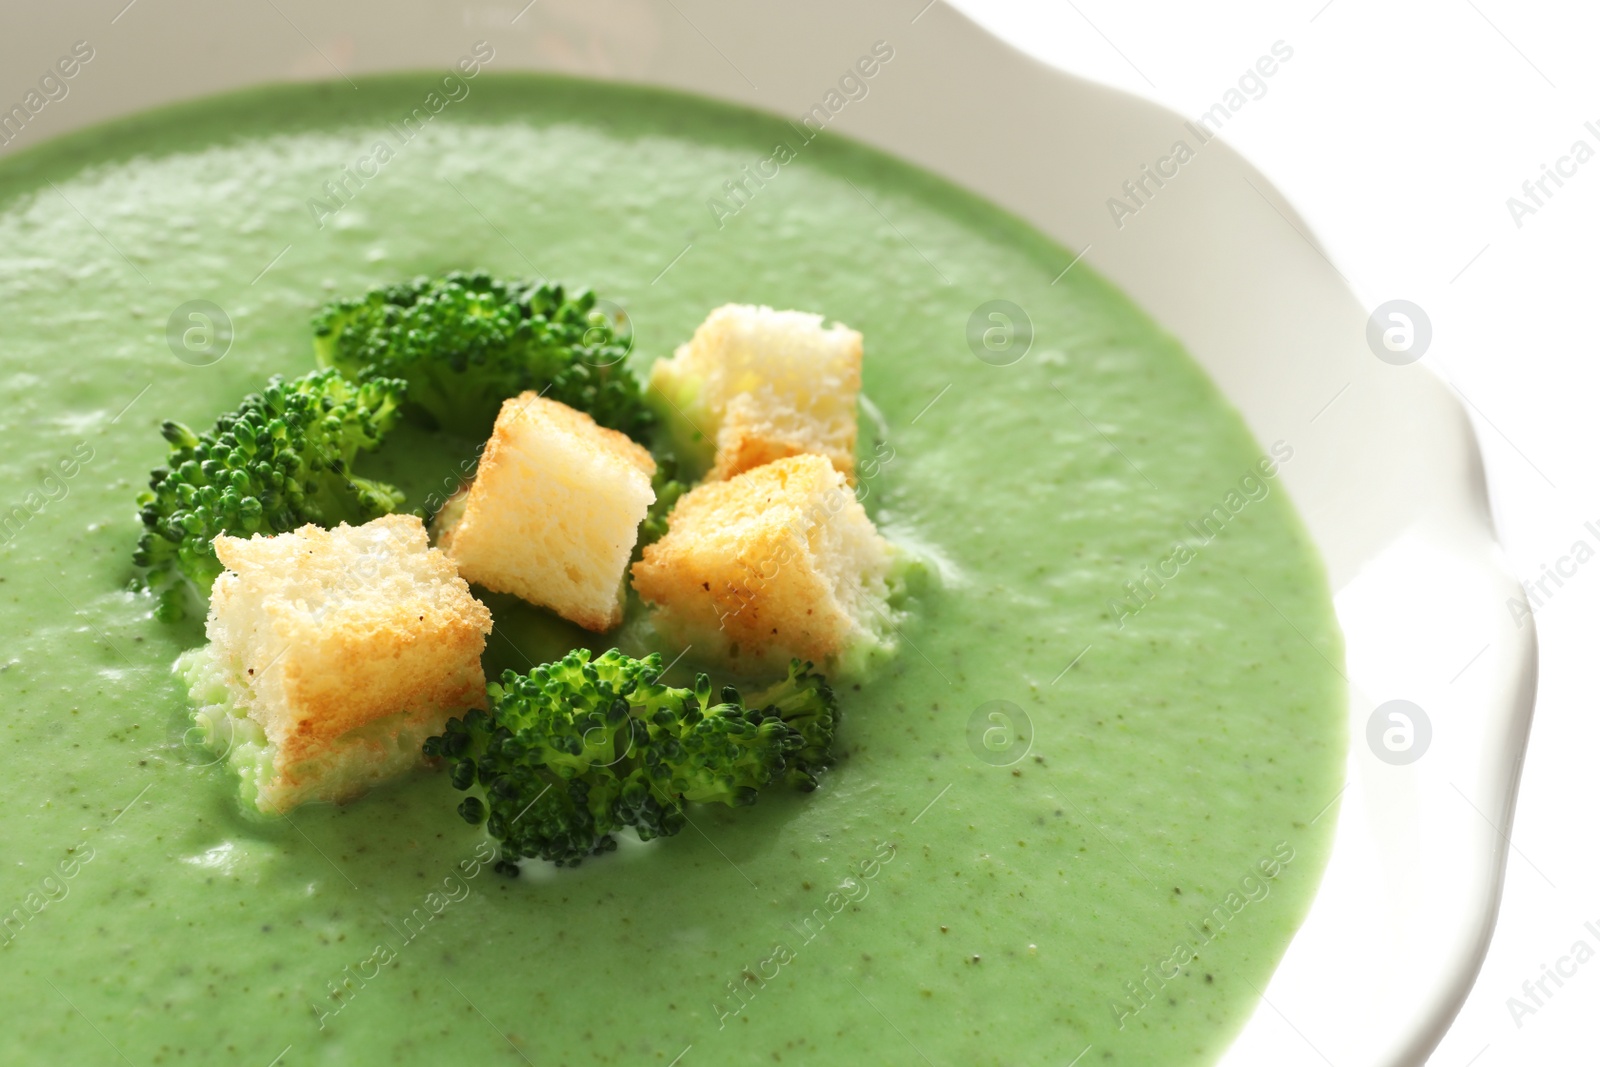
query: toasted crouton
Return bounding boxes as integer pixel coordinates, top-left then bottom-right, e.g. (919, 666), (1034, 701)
(434, 392), (656, 631)
(648, 304), (863, 482)
(631, 454), (894, 673)
(181, 514), (492, 814)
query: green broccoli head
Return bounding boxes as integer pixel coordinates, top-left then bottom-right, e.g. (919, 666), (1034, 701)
(312, 270), (653, 441)
(637, 451), (689, 549)
(747, 659), (839, 791)
(133, 368), (406, 621)
(424, 648), (839, 870)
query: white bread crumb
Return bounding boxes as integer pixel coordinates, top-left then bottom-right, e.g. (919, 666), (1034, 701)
(649, 304), (862, 482)
(433, 392), (656, 632)
(631, 454), (893, 673)
(191, 514), (492, 814)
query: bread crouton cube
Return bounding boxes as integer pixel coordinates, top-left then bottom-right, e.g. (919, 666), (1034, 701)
(631, 454), (894, 673)
(648, 304), (863, 482)
(433, 392), (656, 632)
(181, 514), (493, 814)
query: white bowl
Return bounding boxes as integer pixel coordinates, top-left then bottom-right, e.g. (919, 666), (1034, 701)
(1, 2), (1537, 1064)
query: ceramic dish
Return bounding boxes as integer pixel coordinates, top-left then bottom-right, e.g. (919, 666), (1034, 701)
(0, 3), (1536, 1064)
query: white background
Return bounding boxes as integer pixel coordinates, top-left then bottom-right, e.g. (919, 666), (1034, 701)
(945, 0), (1597, 1063)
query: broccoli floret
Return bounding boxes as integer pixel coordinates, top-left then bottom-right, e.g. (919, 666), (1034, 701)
(312, 270), (653, 441)
(424, 648), (838, 869)
(748, 659), (838, 791)
(637, 451), (689, 549)
(133, 369), (406, 621)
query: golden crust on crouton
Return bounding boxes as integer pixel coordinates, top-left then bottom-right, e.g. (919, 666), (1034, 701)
(434, 392), (656, 632)
(650, 304), (863, 482)
(630, 454), (892, 671)
(205, 514), (492, 811)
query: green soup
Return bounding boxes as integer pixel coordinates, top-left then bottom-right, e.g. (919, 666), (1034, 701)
(0, 75), (1345, 1066)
